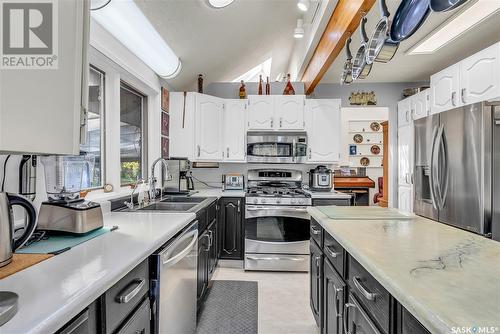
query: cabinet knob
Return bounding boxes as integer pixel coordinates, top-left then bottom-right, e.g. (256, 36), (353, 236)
(226, 147), (229, 158)
(451, 91), (457, 106)
(461, 88), (467, 104)
(197, 145), (201, 157)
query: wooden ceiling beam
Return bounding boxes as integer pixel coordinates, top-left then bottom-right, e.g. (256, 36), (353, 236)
(301, 0), (376, 95)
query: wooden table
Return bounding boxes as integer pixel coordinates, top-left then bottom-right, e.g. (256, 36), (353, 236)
(334, 176), (375, 206)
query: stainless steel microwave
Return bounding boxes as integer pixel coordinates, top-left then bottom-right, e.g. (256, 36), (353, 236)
(246, 132), (307, 163)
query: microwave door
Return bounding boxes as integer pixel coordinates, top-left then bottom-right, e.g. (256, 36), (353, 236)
(413, 115), (439, 221)
(438, 103), (488, 235)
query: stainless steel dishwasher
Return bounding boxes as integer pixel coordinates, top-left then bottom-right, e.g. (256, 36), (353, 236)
(150, 220), (198, 334)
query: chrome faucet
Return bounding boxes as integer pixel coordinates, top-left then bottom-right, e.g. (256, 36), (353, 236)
(124, 177), (145, 210)
(149, 158), (171, 200)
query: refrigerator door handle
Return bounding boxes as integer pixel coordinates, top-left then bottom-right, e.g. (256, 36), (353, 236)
(439, 126), (450, 209)
(433, 124), (446, 209)
(429, 125), (440, 210)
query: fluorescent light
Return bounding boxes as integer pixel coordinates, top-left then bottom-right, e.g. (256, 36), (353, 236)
(409, 0), (500, 54)
(207, 0), (235, 8)
(294, 19), (305, 39)
(297, 0), (309, 12)
(92, 0), (181, 78)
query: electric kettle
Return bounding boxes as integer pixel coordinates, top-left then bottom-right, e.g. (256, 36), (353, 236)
(0, 192), (37, 267)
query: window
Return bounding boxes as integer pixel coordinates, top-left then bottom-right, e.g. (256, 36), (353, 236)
(120, 83), (146, 185)
(80, 66), (105, 188)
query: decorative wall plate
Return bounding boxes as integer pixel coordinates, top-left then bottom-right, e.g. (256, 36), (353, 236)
(360, 157), (370, 166)
(370, 122), (380, 131)
(371, 145), (381, 155)
(353, 134), (364, 143)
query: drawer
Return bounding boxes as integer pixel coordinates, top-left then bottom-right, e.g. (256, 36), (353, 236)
(206, 199), (217, 225)
(345, 295), (382, 334)
(348, 257), (391, 334)
(105, 260), (149, 334)
(323, 232), (345, 279)
(310, 218), (323, 248)
(57, 302), (98, 334)
(117, 298), (150, 334)
(312, 198), (351, 207)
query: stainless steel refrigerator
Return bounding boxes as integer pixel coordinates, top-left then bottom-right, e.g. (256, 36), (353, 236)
(413, 101), (500, 241)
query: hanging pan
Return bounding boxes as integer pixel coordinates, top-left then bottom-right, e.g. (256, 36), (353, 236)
(352, 16), (372, 80)
(390, 0), (431, 43)
(366, 0), (399, 64)
(340, 36), (354, 85)
(430, 0), (469, 12)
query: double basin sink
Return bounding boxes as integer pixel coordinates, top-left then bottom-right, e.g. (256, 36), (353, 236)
(119, 195), (212, 213)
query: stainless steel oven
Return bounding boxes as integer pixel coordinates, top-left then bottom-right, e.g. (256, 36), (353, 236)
(246, 132), (307, 163)
(245, 204), (310, 271)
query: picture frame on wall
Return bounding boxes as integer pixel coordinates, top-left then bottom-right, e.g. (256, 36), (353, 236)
(161, 87), (169, 112)
(161, 112), (170, 137)
(349, 144), (357, 156)
(161, 137), (169, 159)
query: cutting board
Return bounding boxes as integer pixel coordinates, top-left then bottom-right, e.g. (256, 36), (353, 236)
(317, 206), (414, 220)
(0, 254), (53, 280)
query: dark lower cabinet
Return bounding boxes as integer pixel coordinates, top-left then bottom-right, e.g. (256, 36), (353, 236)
(399, 307), (430, 334)
(323, 258), (346, 334)
(312, 198), (351, 207)
(207, 219), (218, 280)
(197, 229), (210, 307)
(116, 298), (150, 334)
(56, 302), (99, 334)
(310, 238), (323, 328)
(345, 295), (382, 334)
(219, 197), (244, 260)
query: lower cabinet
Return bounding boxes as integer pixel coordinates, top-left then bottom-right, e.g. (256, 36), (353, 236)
(56, 303), (99, 334)
(310, 238), (323, 328)
(323, 258), (346, 334)
(116, 298), (151, 334)
(312, 198), (351, 207)
(399, 307), (430, 334)
(197, 229), (210, 307)
(219, 197), (244, 260)
(345, 295), (381, 334)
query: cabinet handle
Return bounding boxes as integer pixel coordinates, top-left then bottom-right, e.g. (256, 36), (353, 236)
(226, 147), (229, 158)
(451, 91), (457, 106)
(405, 110), (409, 122)
(353, 276), (377, 301)
(315, 255), (321, 269)
(343, 303), (356, 334)
(332, 283), (343, 318)
(326, 246), (340, 258)
(311, 226), (321, 235)
(197, 145), (201, 157)
(237, 200), (241, 212)
(116, 279), (145, 304)
(461, 88), (467, 104)
(279, 117), (283, 128)
(411, 109), (415, 120)
(205, 233), (211, 251)
(308, 148), (312, 159)
(270, 118), (274, 128)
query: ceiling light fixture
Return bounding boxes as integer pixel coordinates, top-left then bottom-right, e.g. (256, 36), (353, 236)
(90, 0), (111, 11)
(297, 0), (310, 12)
(91, 0), (181, 78)
(294, 19), (305, 39)
(206, 0), (235, 9)
(408, 0), (500, 55)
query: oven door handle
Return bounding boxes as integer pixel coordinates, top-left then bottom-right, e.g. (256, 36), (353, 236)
(246, 255), (306, 262)
(246, 206), (308, 212)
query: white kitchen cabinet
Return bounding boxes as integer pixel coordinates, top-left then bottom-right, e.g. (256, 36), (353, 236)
(398, 186), (413, 213)
(223, 100), (246, 162)
(398, 125), (413, 187)
(247, 96), (274, 130)
(460, 42), (500, 105)
(410, 90), (430, 121)
(430, 63), (460, 115)
(0, 0), (90, 155)
(169, 92), (196, 160)
(305, 99), (341, 163)
(194, 94), (224, 161)
(275, 95), (305, 130)
(397, 98), (411, 127)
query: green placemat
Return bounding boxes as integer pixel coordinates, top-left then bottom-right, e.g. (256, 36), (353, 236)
(17, 227), (113, 255)
(317, 206), (414, 220)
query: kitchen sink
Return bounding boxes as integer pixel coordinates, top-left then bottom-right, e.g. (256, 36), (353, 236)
(138, 202), (198, 211)
(160, 196), (205, 203)
(114, 195), (214, 213)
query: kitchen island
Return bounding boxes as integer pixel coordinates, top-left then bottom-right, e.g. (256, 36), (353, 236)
(307, 207), (500, 334)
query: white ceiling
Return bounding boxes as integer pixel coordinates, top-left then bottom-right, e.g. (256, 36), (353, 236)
(135, 0), (301, 91)
(320, 0), (500, 84)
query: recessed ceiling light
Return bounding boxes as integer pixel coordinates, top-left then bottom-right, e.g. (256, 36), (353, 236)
(294, 19), (305, 39)
(297, 0), (309, 12)
(207, 0), (235, 9)
(409, 0), (500, 55)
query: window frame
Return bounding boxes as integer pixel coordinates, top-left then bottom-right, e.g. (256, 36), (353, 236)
(119, 81), (148, 186)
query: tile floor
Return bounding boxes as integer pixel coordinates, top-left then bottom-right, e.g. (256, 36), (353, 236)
(212, 262), (319, 334)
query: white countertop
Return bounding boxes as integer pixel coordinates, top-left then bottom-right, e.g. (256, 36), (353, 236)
(190, 188), (245, 198)
(0, 211), (196, 334)
(307, 207), (500, 334)
(303, 189), (352, 199)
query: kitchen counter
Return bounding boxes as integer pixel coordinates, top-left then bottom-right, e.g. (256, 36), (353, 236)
(303, 189), (352, 199)
(307, 207), (500, 334)
(190, 188), (245, 198)
(0, 211), (196, 334)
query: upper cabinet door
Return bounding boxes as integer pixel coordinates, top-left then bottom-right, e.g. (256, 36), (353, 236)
(460, 42), (500, 105)
(275, 96), (305, 130)
(195, 94), (223, 161)
(411, 90), (430, 121)
(430, 63), (460, 115)
(223, 100), (246, 162)
(247, 96), (274, 130)
(305, 99), (341, 163)
(0, 0), (89, 155)
(398, 98), (411, 127)
(398, 125), (412, 186)
(398, 186), (413, 213)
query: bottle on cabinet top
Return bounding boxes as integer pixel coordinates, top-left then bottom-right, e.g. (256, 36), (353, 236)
(283, 74), (295, 95)
(239, 80), (247, 99)
(198, 74), (203, 93)
(265, 76), (270, 95)
(258, 75), (263, 95)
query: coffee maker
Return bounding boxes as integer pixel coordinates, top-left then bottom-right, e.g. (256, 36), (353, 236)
(162, 158), (194, 194)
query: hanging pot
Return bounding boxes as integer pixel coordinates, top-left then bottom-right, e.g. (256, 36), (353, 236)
(390, 0), (431, 43)
(430, 0), (469, 12)
(340, 36), (354, 85)
(352, 16), (372, 80)
(366, 0), (399, 64)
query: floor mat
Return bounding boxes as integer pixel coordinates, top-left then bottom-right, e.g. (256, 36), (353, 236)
(196, 280), (258, 334)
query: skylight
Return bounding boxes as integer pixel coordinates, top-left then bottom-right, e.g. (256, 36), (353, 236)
(232, 58), (272, 82)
